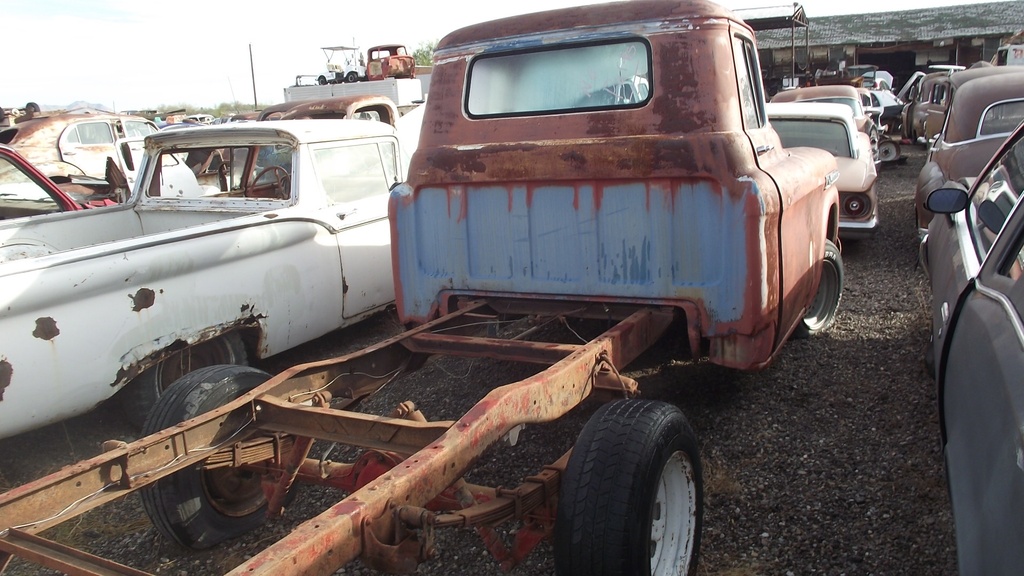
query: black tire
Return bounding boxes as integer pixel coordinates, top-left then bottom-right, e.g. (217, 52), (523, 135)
(344, 71), (359, 83)
(794, 239), (844, 339)
(317, 75), (328, 85)
(119, 333), (247, 428)
(555, 399), (703, 576)
(140, 364), (272, 549)
(878, 139), (900, 163)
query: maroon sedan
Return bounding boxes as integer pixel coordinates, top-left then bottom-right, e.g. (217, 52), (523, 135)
(914, 69), (1024, 237)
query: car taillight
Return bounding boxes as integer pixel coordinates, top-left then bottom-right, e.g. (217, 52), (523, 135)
(842, 193), (871, 219)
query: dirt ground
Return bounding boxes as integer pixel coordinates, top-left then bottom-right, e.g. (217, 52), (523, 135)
(0, 143), (957, 575)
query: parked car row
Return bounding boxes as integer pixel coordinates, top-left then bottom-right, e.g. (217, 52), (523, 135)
(0, 110), (157, 189)
(912, 56), (1024, 576)
(914, 67), (1024, 236)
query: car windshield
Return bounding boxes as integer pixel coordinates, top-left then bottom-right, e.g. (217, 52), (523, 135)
(466, 40), (652, 117)
(771, 119), (853, 158)
(0, 154), (61, 217)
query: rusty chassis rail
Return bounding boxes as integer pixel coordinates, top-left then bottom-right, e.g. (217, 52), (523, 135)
(0, 299), (677, 575)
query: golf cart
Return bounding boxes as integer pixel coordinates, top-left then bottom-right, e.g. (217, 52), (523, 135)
(318, 45), (366, 85)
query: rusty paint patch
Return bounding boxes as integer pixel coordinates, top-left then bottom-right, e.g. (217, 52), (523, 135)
(32, 317), (59, 340)
(0, 359), (11, 400)
(130, 288), (156, 311)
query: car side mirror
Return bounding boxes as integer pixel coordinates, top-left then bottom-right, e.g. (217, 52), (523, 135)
(925, 182), (969, 214)
(978, 199), (1008, 234)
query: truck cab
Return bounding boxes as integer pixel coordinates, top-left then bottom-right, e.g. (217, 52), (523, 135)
(392, 0), (842, 371)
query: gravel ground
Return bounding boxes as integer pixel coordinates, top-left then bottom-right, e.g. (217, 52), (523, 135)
(0, 144), (957, 576)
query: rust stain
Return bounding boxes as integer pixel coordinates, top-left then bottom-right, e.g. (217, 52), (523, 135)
(32, 317), (59, 340)
(130, 288), (156, 311)
(0, 359), (11, 400)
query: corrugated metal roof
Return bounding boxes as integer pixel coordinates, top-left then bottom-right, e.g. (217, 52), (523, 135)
(752, 1), (1024, 49)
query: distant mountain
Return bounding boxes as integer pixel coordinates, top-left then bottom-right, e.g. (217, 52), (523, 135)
(62, 101), (113, 112)
(32, 101), (113, 112)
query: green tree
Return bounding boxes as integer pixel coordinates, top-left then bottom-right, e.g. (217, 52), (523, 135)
(414, 40), (438, 67)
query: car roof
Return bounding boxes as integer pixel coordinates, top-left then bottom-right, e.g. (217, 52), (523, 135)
(145, 118), (398, 149)
(943, 73), (1024, 144)
(772, 85), (860, 102)
(766, 102), (857, 130)
(767, 101), (855, 120)
(946, 65), (1024, 90)
(0, 112), (157, 147)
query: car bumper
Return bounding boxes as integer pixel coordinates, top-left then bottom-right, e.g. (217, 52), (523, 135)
(839, 215), (880, 240)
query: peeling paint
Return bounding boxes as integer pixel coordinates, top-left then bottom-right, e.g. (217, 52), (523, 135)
(130, 288), (156, 311)
(32, 317), (59, 340)
(0, 359), (11, 400)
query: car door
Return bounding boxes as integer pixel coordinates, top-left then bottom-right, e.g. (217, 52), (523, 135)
(309, 138), (397, 318)
(939, 128), (1024, 575)
(58, 120), (117, 178)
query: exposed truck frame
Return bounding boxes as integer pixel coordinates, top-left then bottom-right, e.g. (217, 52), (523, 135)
(0, 1), (842, 574)
(0, 300), (680, 575)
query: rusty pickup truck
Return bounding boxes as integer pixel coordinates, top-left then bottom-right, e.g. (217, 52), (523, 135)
(0, 119), (402, 439)
(0, 1), (841, 575)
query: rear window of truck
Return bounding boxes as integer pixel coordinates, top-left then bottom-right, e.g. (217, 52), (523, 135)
(465, 39), (651, 118)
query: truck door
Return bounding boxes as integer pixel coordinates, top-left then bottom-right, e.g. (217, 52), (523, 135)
(310, 139), (396, 318)
(730, 30), (813, 347)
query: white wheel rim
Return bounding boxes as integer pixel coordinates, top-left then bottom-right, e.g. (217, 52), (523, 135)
(650, 450), (697, 575)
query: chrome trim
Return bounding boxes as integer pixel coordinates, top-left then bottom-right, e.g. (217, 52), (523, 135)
(954, 210), (982, 277)
(919, 232), (931, 279)
(975, 281), (1024, 346)
(825, 169), (840, 188)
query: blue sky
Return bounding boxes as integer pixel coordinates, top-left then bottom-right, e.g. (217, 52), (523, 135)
(2, 0), (1007, 111)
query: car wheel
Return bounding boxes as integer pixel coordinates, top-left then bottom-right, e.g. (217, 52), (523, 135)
(878, 139), (900, 163)
(345, 71), (359, 83)
(317, 75), (328, 85)
(794, 239), (844, 339)
(140, 364), (272, 549)
(118, 333), (247, 428)
(554, 399), (703, 576)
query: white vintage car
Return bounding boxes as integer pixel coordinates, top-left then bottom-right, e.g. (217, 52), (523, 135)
(0, 119), (404, 438)
(767, 101), (880, 240)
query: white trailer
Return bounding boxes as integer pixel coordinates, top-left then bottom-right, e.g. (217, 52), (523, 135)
(283, 77), (426, 107)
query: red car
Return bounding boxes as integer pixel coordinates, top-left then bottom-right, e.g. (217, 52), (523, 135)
(0, 143), (109, 223)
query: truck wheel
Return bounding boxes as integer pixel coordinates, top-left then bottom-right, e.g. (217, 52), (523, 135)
(344, 71), (359, 83)
(119, 333), (247, 428)
(140, 364), (272, 549)
(554, 399), (702, 576)
(794, 239), (844, 339)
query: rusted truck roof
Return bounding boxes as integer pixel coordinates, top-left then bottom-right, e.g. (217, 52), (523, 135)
(437, 0), (738, 48)
(257, 95), (398, 126)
